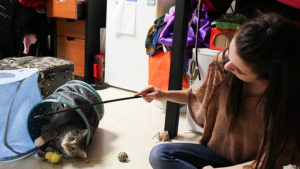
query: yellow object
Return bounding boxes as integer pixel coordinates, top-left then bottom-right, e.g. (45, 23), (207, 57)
(72, 152), (129, 163)
(45, 152), (62, 164)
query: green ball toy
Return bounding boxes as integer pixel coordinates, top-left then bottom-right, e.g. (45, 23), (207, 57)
(118, 152), (128, 162)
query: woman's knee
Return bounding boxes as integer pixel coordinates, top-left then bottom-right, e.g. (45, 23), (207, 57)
(149, 143), (173, 167)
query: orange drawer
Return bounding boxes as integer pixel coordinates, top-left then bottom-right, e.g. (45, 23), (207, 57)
(47, 0), (77, 19)
(57, 36), (85, 77)
(57, 19), (85, 39)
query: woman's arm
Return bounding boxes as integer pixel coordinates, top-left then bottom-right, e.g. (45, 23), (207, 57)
(203, 161), (255, 169)
(134, 85), (188, 104)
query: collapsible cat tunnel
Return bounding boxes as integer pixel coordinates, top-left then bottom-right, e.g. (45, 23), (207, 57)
(0, 69), (42, 161)
(28, 80), (104, 148)
(0, 69), (104, 162)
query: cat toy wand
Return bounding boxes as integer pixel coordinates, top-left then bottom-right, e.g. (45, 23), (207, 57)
(33, 95), (142, 119)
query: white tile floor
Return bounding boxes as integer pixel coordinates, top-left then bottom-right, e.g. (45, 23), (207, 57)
(1, 87), (201, 169)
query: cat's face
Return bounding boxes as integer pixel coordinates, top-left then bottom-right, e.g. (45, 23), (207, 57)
(61, 129), (88, 158)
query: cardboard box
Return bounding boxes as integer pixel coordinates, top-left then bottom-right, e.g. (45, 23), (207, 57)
(209, 28), (236, 50)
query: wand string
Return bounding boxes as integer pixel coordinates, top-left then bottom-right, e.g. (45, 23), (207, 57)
(33, 95), (141, 119)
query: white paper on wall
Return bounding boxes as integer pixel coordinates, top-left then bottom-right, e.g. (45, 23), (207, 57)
(99, 28), (106, 54)
(112, 0), (137, 35)
(147, 0), (156, 6)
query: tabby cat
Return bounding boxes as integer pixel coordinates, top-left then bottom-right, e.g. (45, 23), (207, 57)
(34, 109), (89, 158)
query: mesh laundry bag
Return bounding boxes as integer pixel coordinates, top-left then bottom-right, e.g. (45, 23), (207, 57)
(0, 69), (42, 161)
(28, 80), (104, 147)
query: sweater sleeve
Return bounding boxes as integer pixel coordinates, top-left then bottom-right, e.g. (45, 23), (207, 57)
(187, 51), (226, 128)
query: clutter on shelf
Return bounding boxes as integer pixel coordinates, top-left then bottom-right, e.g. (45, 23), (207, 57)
(209, 14), (247, 50)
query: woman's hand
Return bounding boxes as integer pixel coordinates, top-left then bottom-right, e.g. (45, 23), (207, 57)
(134, 85), (166, 103)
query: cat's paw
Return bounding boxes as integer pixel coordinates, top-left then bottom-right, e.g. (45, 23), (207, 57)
(34, 137), (45, 147)
(34, 152), (45, 159)
(34, 153), (40, 159)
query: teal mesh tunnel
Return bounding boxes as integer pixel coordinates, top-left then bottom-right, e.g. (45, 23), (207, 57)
(0, 71), (103, 162)
(28, 80), (104, 146)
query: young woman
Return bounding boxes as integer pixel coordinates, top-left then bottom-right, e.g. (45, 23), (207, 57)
(135, 13), (300, 169)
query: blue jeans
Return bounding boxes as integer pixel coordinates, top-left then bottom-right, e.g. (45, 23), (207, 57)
(149, 143), (233, 169)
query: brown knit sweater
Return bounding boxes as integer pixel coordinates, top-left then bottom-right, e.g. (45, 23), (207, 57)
(187, 54), (299, 168)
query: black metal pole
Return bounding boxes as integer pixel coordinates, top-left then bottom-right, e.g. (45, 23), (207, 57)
(164, 0), (190, 139)
(84, 0), (107, 83)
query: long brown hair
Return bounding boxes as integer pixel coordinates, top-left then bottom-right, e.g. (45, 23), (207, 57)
(218, 13), (300, 169)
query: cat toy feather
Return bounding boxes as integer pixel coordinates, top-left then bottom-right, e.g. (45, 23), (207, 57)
(45, 152), (62, 164)
(35, 152), (62, 164)
(33, 96), (141, 119)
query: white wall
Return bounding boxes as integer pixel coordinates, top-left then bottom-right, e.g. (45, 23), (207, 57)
(105, 0), (157, 92)
(105, 0), (175, 92)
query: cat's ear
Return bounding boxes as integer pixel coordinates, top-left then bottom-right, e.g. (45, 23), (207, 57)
(80, 129), (88, 138)
(77, 150), (87, 158)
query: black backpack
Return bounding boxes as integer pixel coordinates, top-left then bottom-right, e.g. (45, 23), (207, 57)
(0, 0), (53, 59)
(0, 0), (17, 58)
(0, 0), (17, 44)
